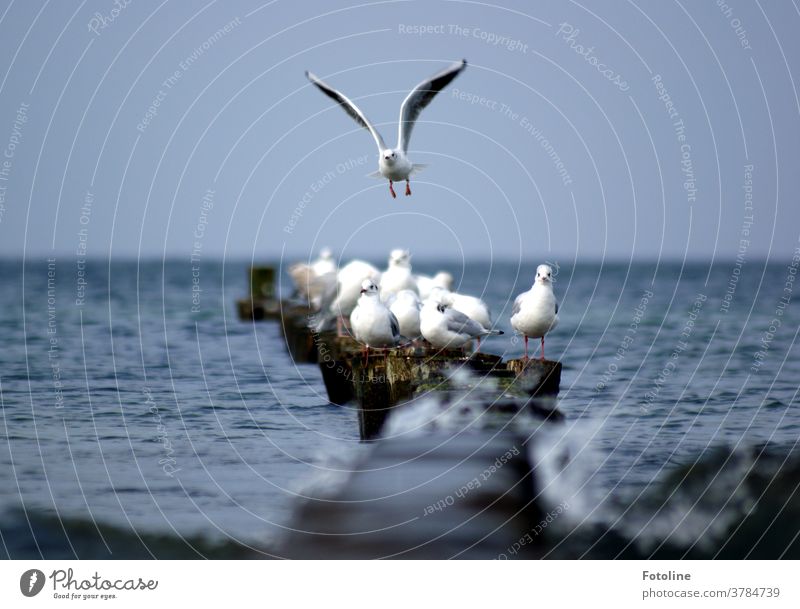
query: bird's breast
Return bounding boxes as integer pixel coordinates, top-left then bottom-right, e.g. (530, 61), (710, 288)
(379, 158), (412, 181)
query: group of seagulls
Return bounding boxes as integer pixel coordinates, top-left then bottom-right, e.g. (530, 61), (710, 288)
(290, 248), (559, 362)
(297, 60), (560, 360)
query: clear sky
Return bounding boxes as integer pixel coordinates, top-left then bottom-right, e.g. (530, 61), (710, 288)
(0, 0), (798, 263)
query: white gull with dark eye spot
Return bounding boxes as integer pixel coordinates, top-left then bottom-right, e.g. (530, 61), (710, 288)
(424, 287), (493, 329)
(420, 297), (503, 349)
(350, 279), (401, 348)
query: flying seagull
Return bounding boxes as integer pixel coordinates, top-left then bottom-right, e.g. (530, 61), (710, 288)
(305, 59), (467, 198)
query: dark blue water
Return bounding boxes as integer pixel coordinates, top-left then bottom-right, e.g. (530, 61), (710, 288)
(0, 258), (798, 557)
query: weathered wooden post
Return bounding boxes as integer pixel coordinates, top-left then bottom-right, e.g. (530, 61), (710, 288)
(505, 359), (562, 397)
(236, 265), (281, 320)
(335, 349), (563, 440)
(349, 351), (418, 440)
(250, 266), (275, 300)
(279, 306), (318, 363)
(315, 332), (358, 405)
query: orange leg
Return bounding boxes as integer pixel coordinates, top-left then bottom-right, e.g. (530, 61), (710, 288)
(524, 335), (529, 360)
(389, 181), (396, 198)
(405, 180), (411, 196)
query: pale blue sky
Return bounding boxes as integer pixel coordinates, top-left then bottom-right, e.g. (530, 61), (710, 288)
(0, 0), (798, 262)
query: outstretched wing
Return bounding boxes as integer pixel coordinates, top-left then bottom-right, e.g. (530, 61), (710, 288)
(397, 59), (467, 153)
(306, 70), (386, 152)
(444, 307), (485, 338)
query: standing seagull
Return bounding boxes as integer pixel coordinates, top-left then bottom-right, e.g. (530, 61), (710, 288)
(311, 246), (337, 276)
(388, 289), (422, 339)
(305, 60), (467, 198)
(350, 279), (401, 362)
(416, 270), (453, 300)
(380, 249), (418, 301)
(510, 264), (559, 360)
(313, 259), (381, 334)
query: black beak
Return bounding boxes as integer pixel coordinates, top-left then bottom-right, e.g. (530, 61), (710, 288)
(360, 289), (366, 294)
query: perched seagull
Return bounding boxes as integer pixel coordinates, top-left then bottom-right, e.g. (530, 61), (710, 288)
(287, 262), (335, 310)
(448, 292), (493, 329)
(288, 247), (337, 308)
(420, 298), (503, 351)
(305, 59), (467, 198)
(426, 287), (493, 330)
(380, 249), (418, 301)
(315, 259), (381, 333)
(423, 287), (491, 328)
(388, 289), (422, 338)
(510, 264), (559, 360)
(424, 285), (451, 305)
(416, 271), (454, 300)
(350, 279), (401, 362)
(311, 246), (337, 277)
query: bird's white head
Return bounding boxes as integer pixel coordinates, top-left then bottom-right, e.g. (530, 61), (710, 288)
(427, 286), (452, 304)
(426, 290), (453, 319)
(382, 149), (398, 165)
(389, 248), (411, 267)
(394, 289), (420, 305)
(433, 271), (454, 290)
(535, 264), (554, 285)
(360, 279), (379, 296)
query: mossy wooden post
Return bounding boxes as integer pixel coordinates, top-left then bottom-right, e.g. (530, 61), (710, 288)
(347, 350), (502, 440)
(250, 266), (275, 300)
(237, 266), (283, 320)
(315, 332), (357, 405)
(280, 306), (317, 363)
(505, 359), (562, 396)
(349, 352), (419, 440)
(353, 356), (392, 440)
(312, 336), (564, 439)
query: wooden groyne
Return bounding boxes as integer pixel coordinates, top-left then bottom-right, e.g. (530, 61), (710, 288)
(236, 266), (282, 320)
(279, 305), (317, 363)
(312, 331), (561, 438)
(236, 265), (568, 558)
